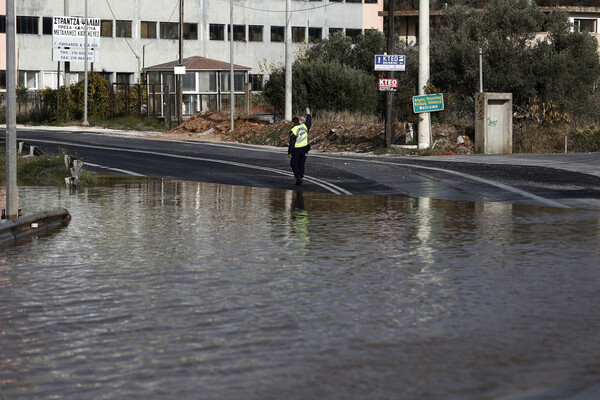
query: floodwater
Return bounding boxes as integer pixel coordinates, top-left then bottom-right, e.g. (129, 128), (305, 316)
(1, 178), (600, 399)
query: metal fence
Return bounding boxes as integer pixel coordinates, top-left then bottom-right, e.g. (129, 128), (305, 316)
(0, 83), (168, 123)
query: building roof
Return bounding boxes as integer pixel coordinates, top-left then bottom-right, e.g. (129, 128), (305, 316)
(144, 56), (251, 72)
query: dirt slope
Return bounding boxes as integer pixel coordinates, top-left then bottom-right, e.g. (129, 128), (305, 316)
(163, 111), (474, 154)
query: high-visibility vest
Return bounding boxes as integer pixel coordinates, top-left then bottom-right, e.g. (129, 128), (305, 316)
(291, 123), (308, 148)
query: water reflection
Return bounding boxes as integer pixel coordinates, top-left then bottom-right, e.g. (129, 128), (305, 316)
(1, 178), (600, 399)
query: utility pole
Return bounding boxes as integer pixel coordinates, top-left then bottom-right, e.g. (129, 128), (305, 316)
(284, 0), (292, 121)
(64, 0), (70, 90)
(418, 0), (431, 149)
(5, 0), (18, 220)
(385, 0), (395, 147)
(83, 0), (89, 126)
(178, 0), (184, 125)
(230, 0), (234, 131)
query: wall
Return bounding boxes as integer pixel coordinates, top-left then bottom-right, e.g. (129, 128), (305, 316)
(15, 0), (381, 87)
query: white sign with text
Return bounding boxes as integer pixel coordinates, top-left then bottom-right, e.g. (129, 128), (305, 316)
(52, 16), (101, 49)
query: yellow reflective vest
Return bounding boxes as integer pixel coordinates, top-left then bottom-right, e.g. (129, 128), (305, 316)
(291, 123), (308, 148)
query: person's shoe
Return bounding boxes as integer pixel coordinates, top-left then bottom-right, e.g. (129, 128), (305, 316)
(295, 179), (303, 185)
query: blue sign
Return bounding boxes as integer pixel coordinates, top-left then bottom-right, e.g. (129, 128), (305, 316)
(374, 55), (406, 71)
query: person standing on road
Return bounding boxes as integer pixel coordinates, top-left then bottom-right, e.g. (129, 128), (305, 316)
(288, 107), (311, 185)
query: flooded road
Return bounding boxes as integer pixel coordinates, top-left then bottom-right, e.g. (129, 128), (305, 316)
(1, 178), (600, 399)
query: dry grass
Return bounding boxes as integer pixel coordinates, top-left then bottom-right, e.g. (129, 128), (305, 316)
(313, 110), (383, 125)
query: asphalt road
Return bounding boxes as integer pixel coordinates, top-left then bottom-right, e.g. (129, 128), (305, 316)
(6, 126), (600, 209)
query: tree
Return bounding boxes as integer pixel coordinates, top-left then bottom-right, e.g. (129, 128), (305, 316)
(430, 0), (600, 118)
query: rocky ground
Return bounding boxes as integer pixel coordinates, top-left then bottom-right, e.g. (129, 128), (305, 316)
(159, 111), (475, 155)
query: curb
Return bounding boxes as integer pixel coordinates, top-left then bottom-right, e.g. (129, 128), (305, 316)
(0, 208), (71, 247)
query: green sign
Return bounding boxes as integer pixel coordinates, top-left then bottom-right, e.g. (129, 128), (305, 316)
(412, 94), (444, 113)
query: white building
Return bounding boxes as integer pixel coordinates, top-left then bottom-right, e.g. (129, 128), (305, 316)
(1, 0), (384, 91)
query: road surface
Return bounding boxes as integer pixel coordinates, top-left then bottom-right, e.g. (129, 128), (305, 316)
(5, 126), (600, 209)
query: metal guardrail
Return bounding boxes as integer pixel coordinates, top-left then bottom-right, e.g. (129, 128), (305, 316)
(0, 208), (71, 247)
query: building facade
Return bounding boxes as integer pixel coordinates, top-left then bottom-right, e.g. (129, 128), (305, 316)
(1, 0), (384, 91)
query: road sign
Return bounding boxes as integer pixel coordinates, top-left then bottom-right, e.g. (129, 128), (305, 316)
(412, 94), (444, 113)
(378, 78), (398, 91)
(374, 55), (405, 71)
(53, 48), (99, 62)
(52, 16), (100, 49)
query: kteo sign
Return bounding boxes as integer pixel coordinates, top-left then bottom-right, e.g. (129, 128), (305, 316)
(378, 78), (398, 92)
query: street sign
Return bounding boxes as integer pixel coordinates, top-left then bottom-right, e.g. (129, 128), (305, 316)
(52, 16), (100, 49)
(413, 94), (444, 113)
(378, 78), (398, 92)
(374, 55), (405, 71)
(174, 66), (187, 75)
(52, 48), (99, 63)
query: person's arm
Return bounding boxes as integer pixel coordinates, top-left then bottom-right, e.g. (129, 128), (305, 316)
(288, 129), (296, 156)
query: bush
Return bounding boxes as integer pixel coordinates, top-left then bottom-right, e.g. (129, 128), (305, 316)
(263, 59), (379, 116)
(569, 126), (600, 152)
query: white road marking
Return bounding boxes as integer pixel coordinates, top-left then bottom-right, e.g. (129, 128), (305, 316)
(26, 139), (351, 195)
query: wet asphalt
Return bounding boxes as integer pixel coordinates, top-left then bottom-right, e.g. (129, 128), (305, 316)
(4, 126), (600, 209)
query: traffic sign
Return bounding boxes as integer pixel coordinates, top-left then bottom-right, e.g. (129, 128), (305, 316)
(413, 94), (444, 113)
(374, 55), (405, 71)
(378, 78), (398, 91)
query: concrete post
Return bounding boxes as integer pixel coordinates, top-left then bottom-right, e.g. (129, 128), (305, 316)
(284, 0), (292, 121)
(5, 0), (19, 220)
(230, 0), (235, 131)
(83, 0), (89, 126)
(418, 0), (431, 149)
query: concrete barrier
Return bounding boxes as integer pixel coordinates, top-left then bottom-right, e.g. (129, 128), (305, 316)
(0, 208), (71, 247)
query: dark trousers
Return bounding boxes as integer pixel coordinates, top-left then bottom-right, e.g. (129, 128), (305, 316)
(290, 147), (307, 180)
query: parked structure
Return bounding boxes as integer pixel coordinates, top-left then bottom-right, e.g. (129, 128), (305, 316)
(0, 0), (384, 92)
(144, 56), (251, 116)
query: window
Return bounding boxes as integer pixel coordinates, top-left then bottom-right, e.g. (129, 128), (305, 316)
(101, 20), (113, 37)
(116, 73), (133, 84)
(183, 23), (198, 40)
(271, 26), (284, 42)
(183, 72), (196, 91)
(574, 19), (596, 33)
(198, 72), (217, 92)
(18, 70), (38, 89)
(221, 72), (245, 92)
(0, 16), (5, 34)
(364, 0), (378, 3)
(210, 24), (225, 40)
(249, 74), (263, 91)
(329, 28), (343, 37)
(116, 20), (132, 37)
(43, 17), (53, 35)
(148, 72), (161, 85)
(249, 25), (263, 42)
(292, 26), (305, 43)
(99, 72), (113, 82)
(228, 25), (245, 41)
(308, 27), (322, 42)
(17, 16), (39, 34)
(346, 28), (361, 44)
(141, 21), (157, 38)
(0, 71), (6, 89)
(160, 22), (178, 39)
